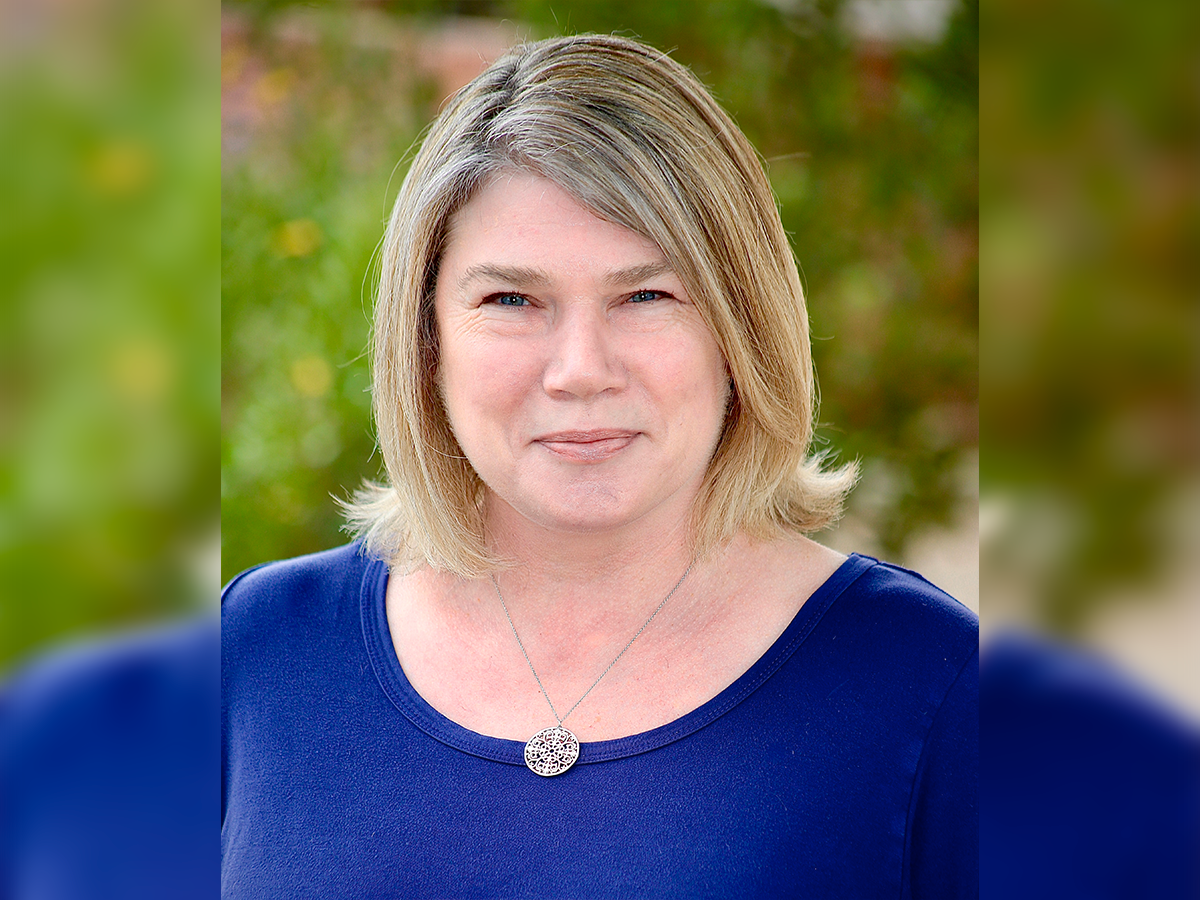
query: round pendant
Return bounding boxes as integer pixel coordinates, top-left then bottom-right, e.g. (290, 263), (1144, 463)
(523, 725), (580, 777)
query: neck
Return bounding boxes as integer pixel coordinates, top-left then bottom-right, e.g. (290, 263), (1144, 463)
(481, 497), (698, 619)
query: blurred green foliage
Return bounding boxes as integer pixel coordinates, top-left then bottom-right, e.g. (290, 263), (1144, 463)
(980, 1), (1200, 632)
(1, 1), (219, 671)
(221, 0), (978, 584)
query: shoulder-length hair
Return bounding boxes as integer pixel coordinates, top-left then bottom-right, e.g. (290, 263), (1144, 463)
(344, 33), (856, 576)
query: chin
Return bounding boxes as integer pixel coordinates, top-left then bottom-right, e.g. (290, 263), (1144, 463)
(523, 492), (646, 534)
(531, 506), (633, 534)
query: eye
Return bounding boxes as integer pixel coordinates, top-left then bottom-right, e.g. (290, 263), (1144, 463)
(628, 289), (668, 304)
(485, 292), (530, 307)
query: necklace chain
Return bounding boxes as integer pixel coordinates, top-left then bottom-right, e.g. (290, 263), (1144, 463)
(490, 563), (693, 728)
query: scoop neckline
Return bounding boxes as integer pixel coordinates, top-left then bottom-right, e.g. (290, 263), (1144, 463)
(359, 552), (878, 767)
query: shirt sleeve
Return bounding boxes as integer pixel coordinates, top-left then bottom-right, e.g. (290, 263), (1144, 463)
(905, 646), (979, 899)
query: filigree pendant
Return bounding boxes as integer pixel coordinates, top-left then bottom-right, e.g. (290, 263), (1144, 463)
(523, 725), (580, 776)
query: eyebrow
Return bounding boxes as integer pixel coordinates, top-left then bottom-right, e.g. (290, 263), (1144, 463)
(457, 264), (551, 291)
(601, 261), (675, 287)
(456, 261), (676, 292)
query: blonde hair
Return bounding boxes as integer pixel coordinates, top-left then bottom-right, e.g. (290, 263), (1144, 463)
(345, 33), (856, 576)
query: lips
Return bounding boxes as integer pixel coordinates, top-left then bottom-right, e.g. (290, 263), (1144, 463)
(535, 430), (639, 462)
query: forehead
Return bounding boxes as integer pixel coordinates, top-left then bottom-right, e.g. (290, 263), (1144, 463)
(440, 172), (670, 279)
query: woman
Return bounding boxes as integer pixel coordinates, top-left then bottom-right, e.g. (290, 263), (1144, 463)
(222, 34), (977, 898)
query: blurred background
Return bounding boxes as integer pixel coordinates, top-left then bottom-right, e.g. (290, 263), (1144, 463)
(1, 2), (219, 892)
(981, 0), (1199, 720)
(0, 0), (218, 673)
(220, 0), (980, 608)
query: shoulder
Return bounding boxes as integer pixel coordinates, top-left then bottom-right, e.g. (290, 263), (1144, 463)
(1, 621), (220, 818)
(797, 554), (978, 737)
(221, 542), (377, 628)
(221, 543), (383, 684)
(2, 618), (219, 732)
(982, 632), (1197, 759)
(0, 619), (220, 897)
(980, 634), (1199, 897)
(837, 555), (978, 665)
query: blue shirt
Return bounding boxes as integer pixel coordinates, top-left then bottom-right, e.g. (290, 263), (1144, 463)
(1, 620), (220, 900)
(980, 634), (1200, 899)
(222, 544), (977, 898)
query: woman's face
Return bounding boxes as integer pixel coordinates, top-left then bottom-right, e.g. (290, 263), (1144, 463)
(434, 172), (730, 538)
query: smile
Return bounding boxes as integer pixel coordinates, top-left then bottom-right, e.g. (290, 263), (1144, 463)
(535, 430), (639, 462)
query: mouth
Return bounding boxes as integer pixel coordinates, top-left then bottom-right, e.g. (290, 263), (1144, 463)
(534, 430), (639, 462)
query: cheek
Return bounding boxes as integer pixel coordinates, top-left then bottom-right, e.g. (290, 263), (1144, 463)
(673, 339), (730, 416)
(437, 337), (535, 433)
(434, 339), (479, 443)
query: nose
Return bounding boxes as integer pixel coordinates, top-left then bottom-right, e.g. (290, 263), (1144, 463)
(541, 308), (626, 400)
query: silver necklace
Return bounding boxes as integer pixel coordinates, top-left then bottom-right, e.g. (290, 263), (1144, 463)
(490, 564), (693, 777)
